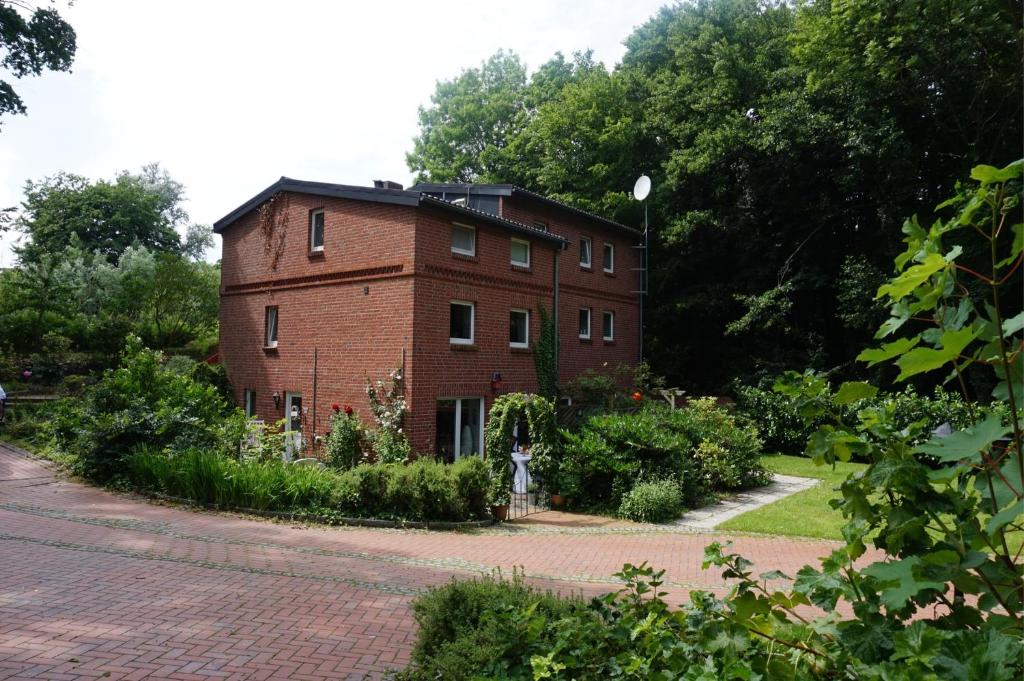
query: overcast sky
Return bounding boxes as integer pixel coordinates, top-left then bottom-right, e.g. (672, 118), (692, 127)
(0, 0), (669, 266)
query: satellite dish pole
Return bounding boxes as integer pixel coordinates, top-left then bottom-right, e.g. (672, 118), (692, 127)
(632, 175), (651, 365)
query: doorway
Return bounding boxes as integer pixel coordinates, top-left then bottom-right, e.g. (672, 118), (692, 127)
(284, 392), (302, 461)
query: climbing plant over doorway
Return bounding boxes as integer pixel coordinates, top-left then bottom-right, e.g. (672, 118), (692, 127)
(484, 393), (558, 505)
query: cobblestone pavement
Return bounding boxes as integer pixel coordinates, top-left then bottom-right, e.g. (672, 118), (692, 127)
(0, 444), (840, 680)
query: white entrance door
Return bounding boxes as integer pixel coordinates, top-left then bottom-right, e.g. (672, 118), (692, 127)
(284, 392), (302, 461)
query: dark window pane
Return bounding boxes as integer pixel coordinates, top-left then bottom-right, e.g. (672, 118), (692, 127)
(579, 308), (590, 336)
(603, 311), (613, 339)
(510, 310), (528, 345)
(311, 211), (324, 249)
(603, 243), (613, 270)
(450, 303), (473, 341)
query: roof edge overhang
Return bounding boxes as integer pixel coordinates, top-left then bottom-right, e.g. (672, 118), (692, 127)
(409, 182), (639, 235)
(212, 178), (568, 245)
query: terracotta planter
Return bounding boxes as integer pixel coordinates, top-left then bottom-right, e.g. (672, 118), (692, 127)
(491, 504), (509, 521)
(550, 494), (566, 508)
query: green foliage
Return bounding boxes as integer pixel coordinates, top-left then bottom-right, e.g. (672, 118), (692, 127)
(396, 570), (591, 681)
(617, 479), (683, 523)
(16, 165), (191, 264)
(399, 562), (812, 680)
(334, 457), (490, 521)
(369, 427), (411, 465)
(50, 336), (234, 481)
(0, 166), (218, 373)
(484, 393), (558, 505)
(561, 399), (768, 514)
(561, 406), (694, 512)
(533, 305), (557, 399)
(407, 0), (1022, 392)
(736, 381), (1005, 456)
(0, 3), (75, 126)
(127, 449), (490, 522)
(323, 412), (365, 470)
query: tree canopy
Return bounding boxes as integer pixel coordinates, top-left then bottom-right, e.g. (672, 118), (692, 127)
(406, 0), (1023, 392)
(14, 163), (203, 264)
(0, 1), (76, 126)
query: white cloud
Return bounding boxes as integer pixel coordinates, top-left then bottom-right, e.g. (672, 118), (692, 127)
(0, 0), (666, 266)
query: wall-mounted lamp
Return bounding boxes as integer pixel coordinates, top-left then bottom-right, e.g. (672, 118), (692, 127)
(272, 391), (281, 410)
(490, 372), (503, 392)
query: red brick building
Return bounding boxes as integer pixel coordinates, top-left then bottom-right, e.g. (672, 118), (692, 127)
(215, 178), (641, 457)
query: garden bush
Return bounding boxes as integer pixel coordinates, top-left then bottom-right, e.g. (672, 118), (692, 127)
(323, 411), (365, 469)
(560, 399), (767, 513)
(661, 399), (770, 490)
(127, 448), (490, 522)
(560, 406), (695, 512)
(735, 382), (1005, 457)
(50, 336), (235, 481)
(617, 479), (683, 523)
(396, 571), (594, 681)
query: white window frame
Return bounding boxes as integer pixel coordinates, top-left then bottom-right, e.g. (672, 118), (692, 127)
(510, 238), (531, 267)
(441, 396), (485, 459)
(509, 308), (529, 349)
(451, 223), (476, 256)
(450, 300), (475, 345)
(265, 306), (279, 348)
(603, 242), (614, 273)
(579, 307), (591, 340)
(309, 209), (325, 252)
(579, 236), (592, 268)
(602, 310), (615, 341)
(244, 389), (257, 418)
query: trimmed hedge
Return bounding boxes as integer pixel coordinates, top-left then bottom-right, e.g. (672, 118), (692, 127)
(127, 448), (491, 522)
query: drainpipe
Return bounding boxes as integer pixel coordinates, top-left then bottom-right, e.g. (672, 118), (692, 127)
(553, 243), (562, 394)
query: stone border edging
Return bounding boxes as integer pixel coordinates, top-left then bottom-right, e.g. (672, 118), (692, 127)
(149, 492), (495, 530)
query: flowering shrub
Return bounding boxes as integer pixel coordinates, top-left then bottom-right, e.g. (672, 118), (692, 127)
(324, 410), (365, 470)
(366, 367), (406, 432)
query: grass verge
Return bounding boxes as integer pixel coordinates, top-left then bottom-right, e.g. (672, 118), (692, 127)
(716, 454), (866, 540)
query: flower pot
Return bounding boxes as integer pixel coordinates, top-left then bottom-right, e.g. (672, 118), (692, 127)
(550, 494), (566, 508)
(491, 504), (509, 521)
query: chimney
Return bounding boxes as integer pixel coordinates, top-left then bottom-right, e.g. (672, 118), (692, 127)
(373, 180), (404, 190)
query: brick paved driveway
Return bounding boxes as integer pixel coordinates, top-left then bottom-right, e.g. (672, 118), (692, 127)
(0, 444), (840, 680)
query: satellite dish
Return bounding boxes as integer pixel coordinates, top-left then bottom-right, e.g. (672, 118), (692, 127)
(633, 175), (651, 201)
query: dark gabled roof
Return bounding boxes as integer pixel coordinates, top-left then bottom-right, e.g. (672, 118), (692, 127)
(409, 182), (639, 235)
(212, 177), (568, 245)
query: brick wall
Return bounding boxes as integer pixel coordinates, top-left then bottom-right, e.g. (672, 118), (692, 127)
(219, 193), (418, 447)
(499, 195), (642, 385)
(407, 205), (558, 454)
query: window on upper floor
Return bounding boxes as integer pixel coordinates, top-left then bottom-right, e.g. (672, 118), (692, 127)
(602, 310), (614, 341)
(603, 242), (614, 273)
(580, 236), (592, 268)
(510, 238), (530, 267)
(452, 223), (476, 256)
(510, 309), (529, 348)
(579, 307), (591, 339)
(265, 306), (279, 348)
(309, 209), (325, 252)
(534, 220), (548, 232)
(450, 301), (475, 344)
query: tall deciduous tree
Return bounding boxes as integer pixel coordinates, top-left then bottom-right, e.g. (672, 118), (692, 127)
(406, 0), (1022, 392)
(15, 164), (198, 264)
(0, 1), (76, 126)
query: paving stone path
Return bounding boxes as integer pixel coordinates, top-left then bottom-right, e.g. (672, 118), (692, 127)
(672, 473), (819, 529)
(0, 443), (839, 680)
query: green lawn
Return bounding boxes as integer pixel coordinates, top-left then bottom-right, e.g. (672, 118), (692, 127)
(717, 454), (867, 540)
